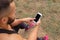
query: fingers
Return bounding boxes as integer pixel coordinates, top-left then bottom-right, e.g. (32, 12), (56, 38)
(25, 17), (35, 22)
(28, 18), (35, 21)
(25, 18), (34, 20)
(36, 19), (41, 26)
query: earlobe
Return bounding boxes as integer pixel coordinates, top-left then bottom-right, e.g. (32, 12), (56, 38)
(1, 17), (8, 24)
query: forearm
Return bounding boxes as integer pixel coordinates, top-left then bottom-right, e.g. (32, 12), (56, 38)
(11, 19), (25, 27)
(11, 18), (34, 27)
(28, 26), (39, 40)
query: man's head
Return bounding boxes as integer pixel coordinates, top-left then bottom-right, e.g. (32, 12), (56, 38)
(0, 0), (16, 27)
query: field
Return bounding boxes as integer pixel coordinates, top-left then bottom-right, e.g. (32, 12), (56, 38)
(15, 0), (60, 40)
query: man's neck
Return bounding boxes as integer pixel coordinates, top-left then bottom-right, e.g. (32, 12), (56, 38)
(0, 24), (13, 30)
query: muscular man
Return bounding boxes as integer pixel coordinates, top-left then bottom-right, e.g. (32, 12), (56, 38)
(0, 0), (41, 40)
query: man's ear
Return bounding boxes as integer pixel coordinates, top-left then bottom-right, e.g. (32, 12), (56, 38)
(1, 17), (8, 24)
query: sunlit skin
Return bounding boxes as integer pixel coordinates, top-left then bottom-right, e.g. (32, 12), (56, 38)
(0, 1), (40, 40)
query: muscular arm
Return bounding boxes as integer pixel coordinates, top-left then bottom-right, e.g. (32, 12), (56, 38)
(11, 18), (34, 27)
(11, 19), (24, 27)
(27, 20), (40, 40)
(27, 26), (39, 40)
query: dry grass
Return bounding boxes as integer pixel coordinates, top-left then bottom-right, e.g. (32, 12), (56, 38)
(15, 0), (60, 40)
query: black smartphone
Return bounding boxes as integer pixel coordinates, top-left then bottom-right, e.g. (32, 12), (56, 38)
(34, 12), (42, 22)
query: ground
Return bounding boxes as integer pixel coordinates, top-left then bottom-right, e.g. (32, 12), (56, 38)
(15, 0), (60, 40)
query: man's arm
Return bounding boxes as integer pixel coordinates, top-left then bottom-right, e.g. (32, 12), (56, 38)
(27, 20), (40, 40)
(11, 19), (23, 27)
(28, 26), (39, 40)
(11, 18), (34, 27)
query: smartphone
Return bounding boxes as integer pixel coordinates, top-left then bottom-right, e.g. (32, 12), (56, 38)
(14, 12), (42, 31)
(34, 12), (42, 22)
(25, 12), (42, 31)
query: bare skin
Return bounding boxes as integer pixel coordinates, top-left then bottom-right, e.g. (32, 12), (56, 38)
(0, 1), (40, 40)
(0, 25), (40, 40)
(11, 18), (35, 27)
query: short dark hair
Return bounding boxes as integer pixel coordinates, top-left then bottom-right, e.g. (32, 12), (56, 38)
(0, 0), (14, 19)
(0, 0), (13, 11)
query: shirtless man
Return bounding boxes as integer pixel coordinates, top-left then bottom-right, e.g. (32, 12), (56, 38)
(0, 0), (41, 40)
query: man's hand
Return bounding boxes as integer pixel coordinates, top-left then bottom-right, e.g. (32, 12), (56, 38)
(35, 19), (41, 26)
(22, 17), (35, 23)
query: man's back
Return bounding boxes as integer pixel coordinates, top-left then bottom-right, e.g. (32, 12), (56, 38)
(0, 33), (23, 40)
(0, 29), (24, 40)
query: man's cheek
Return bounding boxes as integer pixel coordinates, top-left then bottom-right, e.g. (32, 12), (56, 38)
(7, 18), (15, 24)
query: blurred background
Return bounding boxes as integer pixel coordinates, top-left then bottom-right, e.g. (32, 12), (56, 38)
(15, 0), (60, 40)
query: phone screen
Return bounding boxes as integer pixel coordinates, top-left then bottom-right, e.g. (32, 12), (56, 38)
(34, 14), (41, 22)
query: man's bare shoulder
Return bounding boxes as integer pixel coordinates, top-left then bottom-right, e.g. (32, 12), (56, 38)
(0, 33), (23, 40)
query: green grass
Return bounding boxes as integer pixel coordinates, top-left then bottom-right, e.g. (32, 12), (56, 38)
(15, 0), (60, 40)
